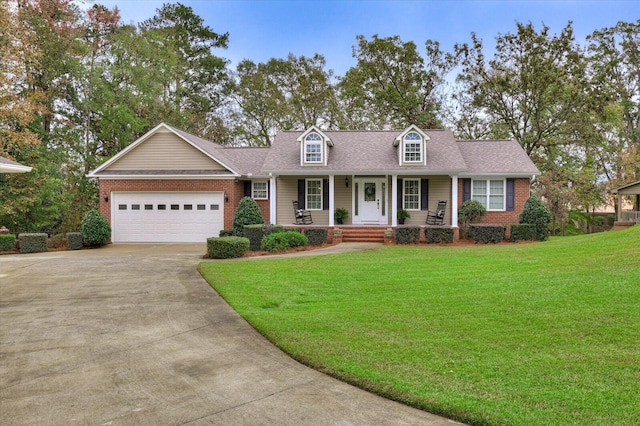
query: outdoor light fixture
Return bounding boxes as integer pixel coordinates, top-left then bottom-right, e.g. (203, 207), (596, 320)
(345, 177), (349, 187)
(102, 192), (109, 202)
(224, 192), (229, 202)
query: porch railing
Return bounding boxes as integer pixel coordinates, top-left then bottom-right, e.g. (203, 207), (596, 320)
(621, 211), (640, 222)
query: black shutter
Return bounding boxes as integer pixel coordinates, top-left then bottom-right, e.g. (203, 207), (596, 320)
(463, 179), (471, 202)
(244, 181), (251, 197)
(421, 179), (429, 210)
(397, 178), (403, 209)
(267, 181), (270, 199)
(323, 179), (329, 210)
(506, 178), (515, 211)
(298, 179), (305, 209)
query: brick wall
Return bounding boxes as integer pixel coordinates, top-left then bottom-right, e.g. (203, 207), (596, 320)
(457, 178), (531, 227)
(98, 179), (270, 231)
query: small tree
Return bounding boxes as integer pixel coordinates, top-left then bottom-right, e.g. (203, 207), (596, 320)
(81, 209), (111, 247)
(458, 199), (486, 238)
(519, 196), (552, 241)
(232, 197), (264, 236)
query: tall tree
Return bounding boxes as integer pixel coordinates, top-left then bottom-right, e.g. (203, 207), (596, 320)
(338, 35), (452, 129)
(229, 54), (339, 146)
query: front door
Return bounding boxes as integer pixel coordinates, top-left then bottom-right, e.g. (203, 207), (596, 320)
(354, 178), (387, 224)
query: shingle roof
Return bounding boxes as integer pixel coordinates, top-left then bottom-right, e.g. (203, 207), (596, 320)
(0, 156), (32, 173)
(457, 140), (540, 176)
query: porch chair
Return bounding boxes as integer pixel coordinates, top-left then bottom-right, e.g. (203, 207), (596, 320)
(292, 200), (313, 225)
(426, 200), (447, 225)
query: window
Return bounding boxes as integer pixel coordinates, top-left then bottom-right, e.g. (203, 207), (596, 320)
(132, 204), (140, 210)
(472, 179), (505, 210)
(304, 133), (322, 163)
(118, 204), (127, 210)
(157, 204), (166, 210)
(171, 204), (179, 210)
(403, 179), (420, 210)
(145, 204), (153, 210)
(252, 181), (268, 199)
(183, 204), (192, 210)
(210, 204), (219, 211)
(197, 204), (206, 210)
(306, 179), (322, 210)
(403, 132), (422, 162)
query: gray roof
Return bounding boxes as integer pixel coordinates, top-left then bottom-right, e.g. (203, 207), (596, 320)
(0, 156), (32, 173)
(457, 140), (540, 177)
(262, 129), (538, 177)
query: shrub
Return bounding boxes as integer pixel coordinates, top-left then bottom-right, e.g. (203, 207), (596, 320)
(395, 227), (420, 244)
(19, 233), (48, 253)
(0, 234), (16, 251)
(207, 236), (250, 259)
(305, 228), (328, 246)
(244, 224), (284, 251)
(425, 226), (453, 244)
(48, 233), (66, 249)
(232, 197), (264, 236)
(520, 196), (552, 241)
(66, 232), (83, 250)
(459, 200), (486, 238)
(81, 209), (111, 247)
(283, 231), (308, 248)
(470, 224), (505, 244)
(510, 224), (536, 242)
(261, 233), (290, 253)
(219, 229), (234, 237)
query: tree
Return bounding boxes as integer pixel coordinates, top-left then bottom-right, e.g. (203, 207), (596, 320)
(229, 54), (339, 146)
(338, 35), (453, 130)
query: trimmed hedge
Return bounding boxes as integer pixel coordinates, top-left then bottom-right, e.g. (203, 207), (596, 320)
(425, 226), (454, 244)
(219, 229), (234, 237)
(395, 227), (420, 244)
(469, 224), (505, 244)
(305, 228), (328, 246)
(510, 223), (536, 242)
(232, 197), (264, 236)
(67, 232), (83, 250)
(19, 233), (48, 253)
(0, 234), (16, 251)
(261, 233), (290, 253)
(207, 236), (250, 259)
(283, 231), (308, 248)
(519, 196), (552, 241)
(245, 224), (285, 251)
(48, 233), (66, 249)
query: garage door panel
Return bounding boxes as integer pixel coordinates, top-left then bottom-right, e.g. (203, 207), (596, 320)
(112, 192), (224, 243)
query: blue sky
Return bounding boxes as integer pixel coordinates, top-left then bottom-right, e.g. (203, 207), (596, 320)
(83, 0), (639, 75)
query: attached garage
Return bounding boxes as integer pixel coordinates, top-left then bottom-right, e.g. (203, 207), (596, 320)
(112, 192), (224, 243)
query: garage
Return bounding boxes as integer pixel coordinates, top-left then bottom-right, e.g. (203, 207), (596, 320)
(112, 192), (224, 243)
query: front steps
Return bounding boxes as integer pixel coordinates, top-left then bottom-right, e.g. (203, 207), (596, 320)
(338, 226), (387, 243)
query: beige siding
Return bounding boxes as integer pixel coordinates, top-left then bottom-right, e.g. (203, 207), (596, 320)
(107, 131), (227, 171)
(400, 175), (451, 226)
(334, 175), (352, 224)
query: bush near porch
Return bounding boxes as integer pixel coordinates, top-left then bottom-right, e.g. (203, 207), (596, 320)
(199, 226), (640, 426)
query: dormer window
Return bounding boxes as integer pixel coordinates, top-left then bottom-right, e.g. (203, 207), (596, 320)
(304, 133), (323, 163)
(403, 132), (422, 162)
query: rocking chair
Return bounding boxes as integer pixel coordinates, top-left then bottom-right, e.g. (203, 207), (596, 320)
(293, 200), (313, 225)
(426, 200), (447, 225)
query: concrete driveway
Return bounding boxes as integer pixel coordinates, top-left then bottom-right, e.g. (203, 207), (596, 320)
(1, 244), (460, 425)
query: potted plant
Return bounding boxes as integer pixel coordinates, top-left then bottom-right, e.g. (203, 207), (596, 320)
(397, 209), (410, 225)
(334, 208), (349, 224)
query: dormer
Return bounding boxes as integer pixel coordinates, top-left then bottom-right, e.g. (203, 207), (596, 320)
(393, 125), (429, 166)
(298, 126), (333, 166)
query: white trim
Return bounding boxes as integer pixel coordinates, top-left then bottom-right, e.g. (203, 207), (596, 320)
(90, 175), (238, 180)
(391, 175), (398, 226)
(471, 178), (506, 211)
(252, 181), (268, 200)
(402, 178), (421, 210)
(328, 175), (335, 226)
(305, 178), (323, 210)
(87, 123), (241, 178)
(451, 175), (459, 227)
(0, 163), (32, 173)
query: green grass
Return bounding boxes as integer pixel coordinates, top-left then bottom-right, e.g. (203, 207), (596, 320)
(198, 227), (640, 425)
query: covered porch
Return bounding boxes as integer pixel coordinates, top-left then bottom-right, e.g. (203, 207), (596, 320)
(611, 181), (640, 229)
(269, 174), (459, 229)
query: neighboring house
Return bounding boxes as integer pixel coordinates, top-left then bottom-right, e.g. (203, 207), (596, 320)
(0, 156), (32, 173)
(88, 123), (539, 243)
(611, 180), (640, 224)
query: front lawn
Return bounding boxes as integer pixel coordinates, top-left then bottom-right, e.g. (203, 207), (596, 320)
(198, 227), (640, 425)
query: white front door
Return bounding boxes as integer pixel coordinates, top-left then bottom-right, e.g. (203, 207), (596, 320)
(354, 178), (387, 224)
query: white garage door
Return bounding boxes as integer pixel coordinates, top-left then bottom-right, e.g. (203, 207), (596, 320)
(112, 192), (224, 243)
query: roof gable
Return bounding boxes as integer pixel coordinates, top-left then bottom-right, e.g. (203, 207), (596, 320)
(88, 123), (240, 177)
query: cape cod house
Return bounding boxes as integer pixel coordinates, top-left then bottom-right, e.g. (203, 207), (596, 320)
(88, 123), (539, 243)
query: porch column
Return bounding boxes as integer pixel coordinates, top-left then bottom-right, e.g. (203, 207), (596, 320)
(451, 175), (459, 227)
(617, 193), (622, 221)
(329, 175), (335, 226)
(391, 174), (398, 226)
(269, 175), (277, 225)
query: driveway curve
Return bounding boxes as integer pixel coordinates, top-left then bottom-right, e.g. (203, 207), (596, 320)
(1, 244), (461, 425)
